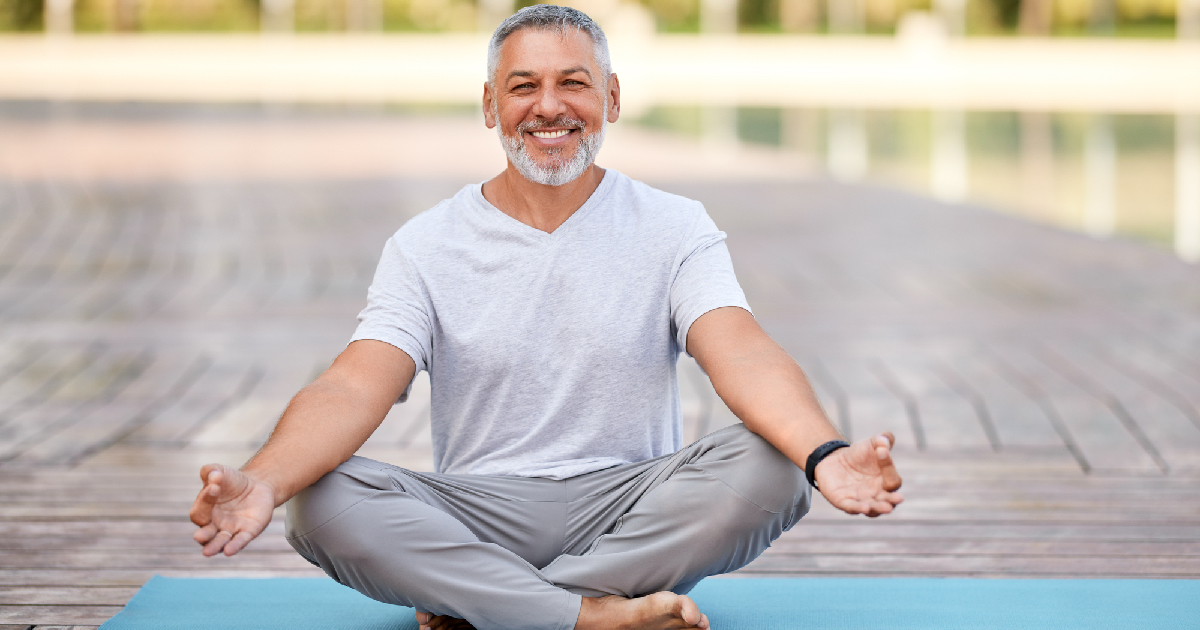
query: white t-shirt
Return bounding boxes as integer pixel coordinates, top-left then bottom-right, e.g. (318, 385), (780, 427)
(352, 169), (750, 479)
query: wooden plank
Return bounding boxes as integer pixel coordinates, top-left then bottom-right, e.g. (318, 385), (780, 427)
(0, 569), (324, 587)
(0, 348), (153, 463)
(123, 359), (259, 444)
(0, 536), (299, 553)
(763, 538), (1200, 556)
(738, 552), (1200, 577)
(945, 352), (1063, 448)
(0, 345), (101, 412)
(780, 519), (1200, 540)
(0, 588), (138, 607)
(74, 444), (259, 470)
(820, 359), (917, 448)
(0, 607), (121, 626)
(0, 550), (318, 570)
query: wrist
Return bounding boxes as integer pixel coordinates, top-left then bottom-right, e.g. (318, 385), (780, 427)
(239, 464), (286, 507)
(804, 440), (849, 489)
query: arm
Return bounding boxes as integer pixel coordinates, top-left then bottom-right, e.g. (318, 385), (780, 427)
(189, 339), (415, 556)
(686, 307), (903, 517)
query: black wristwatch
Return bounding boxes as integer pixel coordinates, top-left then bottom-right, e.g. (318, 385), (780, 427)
(805, 440), (850, 489)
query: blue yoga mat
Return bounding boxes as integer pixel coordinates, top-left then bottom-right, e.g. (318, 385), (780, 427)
(100, 575), (1200, 629)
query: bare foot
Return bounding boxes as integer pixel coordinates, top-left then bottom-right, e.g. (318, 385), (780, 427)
(415, 611), (476, 630)
(576, 592), (709, 630)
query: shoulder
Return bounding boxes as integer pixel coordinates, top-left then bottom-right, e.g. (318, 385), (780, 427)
(603, 170), (707, 229)
(389, 184), (478, 250)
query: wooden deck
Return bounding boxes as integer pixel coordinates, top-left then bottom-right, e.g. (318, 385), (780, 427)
(1, 103), (1199, 628)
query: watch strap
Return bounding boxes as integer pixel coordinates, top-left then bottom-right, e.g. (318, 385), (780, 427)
(805, 440), (850, 489)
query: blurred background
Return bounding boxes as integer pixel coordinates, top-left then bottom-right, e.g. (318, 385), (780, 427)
(1, 0), (1199, 257)
(0, 0), (1197, 36)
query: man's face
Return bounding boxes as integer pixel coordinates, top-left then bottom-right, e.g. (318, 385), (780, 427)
(484, 27), (620, 186)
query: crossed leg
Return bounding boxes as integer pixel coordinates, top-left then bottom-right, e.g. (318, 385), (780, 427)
(285, 425), (808, 630)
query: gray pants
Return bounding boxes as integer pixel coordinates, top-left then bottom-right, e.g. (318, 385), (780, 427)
(285, 424), (810, 630)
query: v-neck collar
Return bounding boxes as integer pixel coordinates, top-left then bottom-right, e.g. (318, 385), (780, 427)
(472, 169), (615, 242)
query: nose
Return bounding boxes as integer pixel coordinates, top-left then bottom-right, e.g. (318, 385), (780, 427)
(531, 84), (568, 120)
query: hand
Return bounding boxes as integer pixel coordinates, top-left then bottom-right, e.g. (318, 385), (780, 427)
(813, 432), (903, 517)
(189, 463), (277, 556)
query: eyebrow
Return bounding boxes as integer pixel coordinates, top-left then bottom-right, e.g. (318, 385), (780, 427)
(505, 67), (593, 82)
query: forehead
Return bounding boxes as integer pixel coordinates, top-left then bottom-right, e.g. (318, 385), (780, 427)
(496, 27), (599, 78)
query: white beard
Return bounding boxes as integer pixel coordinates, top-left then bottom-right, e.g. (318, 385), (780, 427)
(497, 109), (607, 187)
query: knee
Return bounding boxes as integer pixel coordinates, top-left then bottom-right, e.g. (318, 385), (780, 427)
(285, 458), (392, 541)
(700, 424), (809, 522)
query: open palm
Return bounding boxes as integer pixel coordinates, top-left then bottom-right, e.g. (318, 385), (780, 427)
(189, 464), (277, 556)
(813, 433), (904, 517)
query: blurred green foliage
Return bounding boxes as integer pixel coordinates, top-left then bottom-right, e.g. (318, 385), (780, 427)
(0, 0), (1189, 34)
(1, 0), (43, 30)
(990, 0), (1020, 27)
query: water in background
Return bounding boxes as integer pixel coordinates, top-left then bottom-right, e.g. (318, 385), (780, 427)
(637, 106), (1196, 257)
(1, 99), (1195, 261)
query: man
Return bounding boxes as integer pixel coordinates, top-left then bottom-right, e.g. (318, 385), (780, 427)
(189, 6), (903, 630)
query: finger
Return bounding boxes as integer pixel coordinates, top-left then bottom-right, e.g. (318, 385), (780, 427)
(869, 500), (895, 515)
(189, 485), (219, 527)
(880, 431), (896, 448)
(831, 495), (868, 516)
(194, 523), (217, 545)
(415, 612), (432, 624)
(202, 530), (233, 557)
(206, 469), (225, 492)
(699, 612), (710, 629)
(875, 444), (903, 492)
(199, 463), (219, 483)
(199, 464), (228, 491)
(224, 530), (256, 556)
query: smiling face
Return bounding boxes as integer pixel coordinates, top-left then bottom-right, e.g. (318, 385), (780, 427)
(484, 27), (620, 187)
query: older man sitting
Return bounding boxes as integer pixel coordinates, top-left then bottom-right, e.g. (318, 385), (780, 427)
(189, 5), (903, 630)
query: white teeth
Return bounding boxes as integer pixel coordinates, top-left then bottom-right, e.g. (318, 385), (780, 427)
(531, 130), (570, 139)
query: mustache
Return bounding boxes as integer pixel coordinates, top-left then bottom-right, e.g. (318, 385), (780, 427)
(515, 117), (588, 134)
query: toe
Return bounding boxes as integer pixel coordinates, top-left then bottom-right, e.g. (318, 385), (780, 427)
(677, 595), (702, 626)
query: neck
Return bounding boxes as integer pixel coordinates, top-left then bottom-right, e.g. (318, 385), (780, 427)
(482, 163), (606, 234)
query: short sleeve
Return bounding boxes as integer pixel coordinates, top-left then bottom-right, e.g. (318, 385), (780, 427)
(350, 235), (434, 384)
(669, 206), (751, 356)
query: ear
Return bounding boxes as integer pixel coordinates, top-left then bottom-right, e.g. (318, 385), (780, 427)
(483, 83), (497, 129)
(606, 73), (621, 123)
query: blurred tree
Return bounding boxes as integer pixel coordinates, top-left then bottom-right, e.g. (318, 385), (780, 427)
(1, 0), (44, 29)
(990, 0), (1020, 28)
(649, 0), (699, 31)
(738, 0), (777, 30)
(864, 0), (897, 31)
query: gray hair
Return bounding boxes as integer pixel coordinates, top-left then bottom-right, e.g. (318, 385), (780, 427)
(487, 4), (612, 88)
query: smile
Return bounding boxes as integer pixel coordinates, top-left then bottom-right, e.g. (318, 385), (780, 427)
(530, 130), (573, 139)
